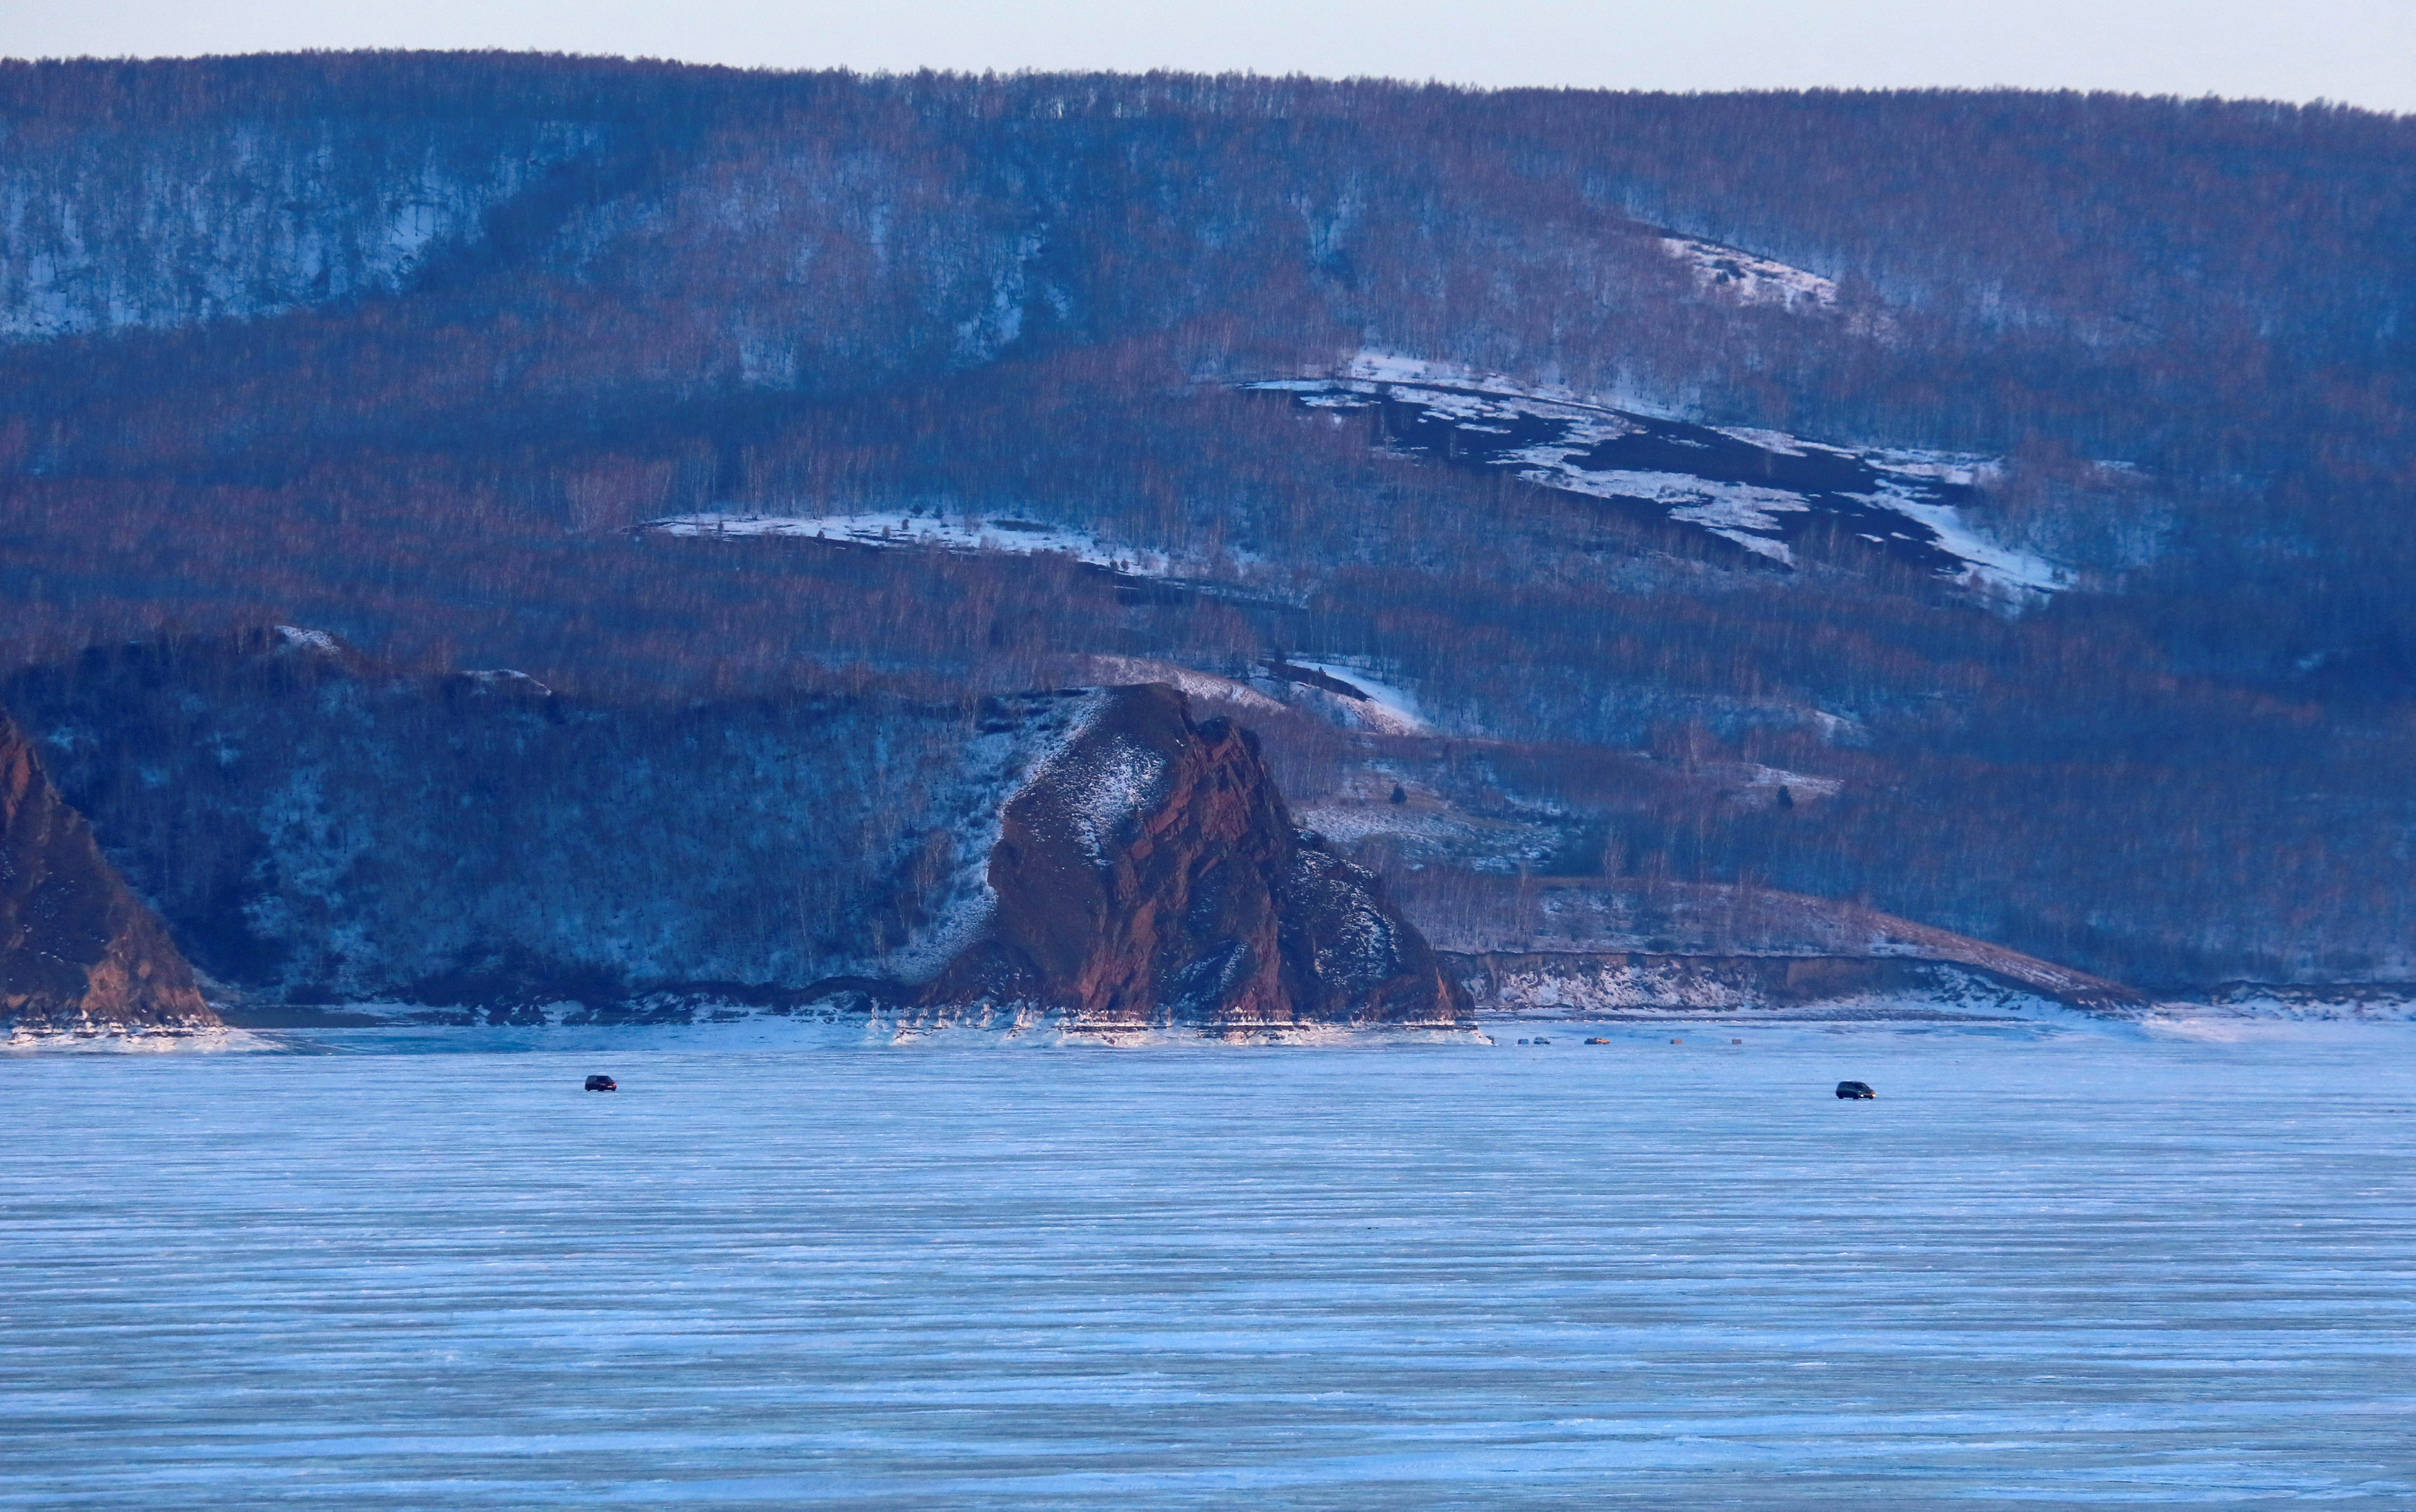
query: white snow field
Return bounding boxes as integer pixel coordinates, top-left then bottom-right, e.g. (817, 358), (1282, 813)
(4, 1025), (2413, 1508)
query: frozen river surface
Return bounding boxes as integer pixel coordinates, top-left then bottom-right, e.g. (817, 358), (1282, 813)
(5, 1022), (2414, 1508)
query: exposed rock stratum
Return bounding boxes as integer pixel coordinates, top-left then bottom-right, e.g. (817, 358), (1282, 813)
(1, 711), (215, 1034)
(925, 683), (1472, 1032)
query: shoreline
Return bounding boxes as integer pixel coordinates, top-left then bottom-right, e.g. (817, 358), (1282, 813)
(14, 996), (2416, 1053)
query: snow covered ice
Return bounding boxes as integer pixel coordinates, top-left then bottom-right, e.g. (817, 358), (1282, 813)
(3, 1023), (2413, 1507)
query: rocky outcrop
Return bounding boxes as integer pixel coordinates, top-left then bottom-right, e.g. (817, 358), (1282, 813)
(7, 637), (1465, 1031)
(0, 711), (215, 1034)
(923, 683), (1471, 1032)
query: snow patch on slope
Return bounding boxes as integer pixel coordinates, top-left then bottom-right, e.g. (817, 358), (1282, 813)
(1660, 236), (1840, 310)
(1735, 764), (1844, 802)
(1542, 471), (1811, 565)
(643, 511), (1176, 576)
(1321, 351), (1676, 419)
(456, 669), (552, 695)
(882, 691), (1111, 983)
(1251, 355), (2071, 597)
(1290, 662), (1428, 734)
(1056, 738), (1171, 865)
(1078, 658), (1288, 716)
(1849, 482), (2063, 593)
(273, 625), (345, 656)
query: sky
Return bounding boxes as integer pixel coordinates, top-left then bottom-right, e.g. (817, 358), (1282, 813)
(3, 0), (2413, 115)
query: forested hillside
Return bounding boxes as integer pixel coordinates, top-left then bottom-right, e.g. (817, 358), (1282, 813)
(3, 53), (2411, 990)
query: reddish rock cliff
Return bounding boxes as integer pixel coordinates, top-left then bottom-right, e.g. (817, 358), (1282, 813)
(924, 684), (1470, 1031)
(0, 710), (215, 1033)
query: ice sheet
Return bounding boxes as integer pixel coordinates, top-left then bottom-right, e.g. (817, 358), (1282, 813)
(3, 1029), (2412, 1506)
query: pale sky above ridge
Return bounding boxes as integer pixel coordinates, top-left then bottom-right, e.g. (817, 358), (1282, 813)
(3, 0), (2412, 116)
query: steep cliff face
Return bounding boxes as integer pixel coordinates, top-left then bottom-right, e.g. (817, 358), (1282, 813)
(925, 683), (1471, 1031)
(0, 711), (213, 1034)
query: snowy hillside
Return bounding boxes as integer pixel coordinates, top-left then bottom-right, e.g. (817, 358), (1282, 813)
(0, 118), (598, 339)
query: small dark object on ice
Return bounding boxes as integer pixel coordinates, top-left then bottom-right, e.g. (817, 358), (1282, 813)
(1532, 1037), (1551, 1045)
(1835, 1080), (1876, 1099)
(1389, 783), (1408, 805)
(1586, 1037), (1610, 1044)
(585, 1074), (617, 1092)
